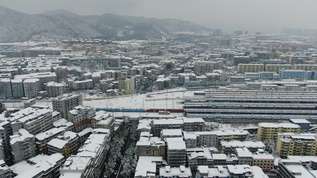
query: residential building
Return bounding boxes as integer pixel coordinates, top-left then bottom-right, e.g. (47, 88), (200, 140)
(0, 121), (13, 165)
(11, 79), (23, 99)
(47, 131), (79, 158)
(10, 129), (36, 163)
(136, 136), (166, 159)
(9, 107), (53, 135)
(194, 61), (221, 75)
(152, 119), (184, 137)
(35, 127), (66, 154)
(134, 156), (164, 178)
(290, 119), (311, 132)
(257, 122), (300, 141)
(52, 94), (83, 120)
(0, 79), (12, 99)
(161, 129), (183, 140)
(235, 148), (253, 165)
(46, 81), (67, 97)
(182, 117), (205, 132)
(59, 156), (94, 178)
(237, 64), (265, 73)
(23, 78), (39, 99)
(277, 159), (316, 178)
(76, 133), (108, 178)
(221, 141), (265, 154)
(159, 166), (192, 178)
(10, 153), (64, 178)
(196, 165), (268, 178)
(277, 133), (317, 158)
(0, 160), (12, 178)
(166, 137), (186, 167)
(68, 106), (95, 132)
(252, 153), (275, 172)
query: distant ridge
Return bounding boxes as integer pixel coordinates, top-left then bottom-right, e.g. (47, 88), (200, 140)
(0, 6), (210, 42)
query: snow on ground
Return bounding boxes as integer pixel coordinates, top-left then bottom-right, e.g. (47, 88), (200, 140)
(83, 88), (194, 110)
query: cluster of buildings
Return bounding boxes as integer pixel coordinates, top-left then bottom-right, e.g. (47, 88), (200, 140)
(0, 93), (117, 177)
(0, 29), (317, 178)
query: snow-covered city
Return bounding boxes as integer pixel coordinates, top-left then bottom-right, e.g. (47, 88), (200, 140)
(0, 1), (317, 178)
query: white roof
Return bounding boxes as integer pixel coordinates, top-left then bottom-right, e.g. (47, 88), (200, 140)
(182, 117), (205, 123)
(221, 141), (265, 148)
(35, 127), (65, 141)
(283, 164), (314, 178)
(161, 129), (182, 136)
(78, 127), (93, 137)
(183, 132), (197, 139)
(290, 119), (310, 124)
(10, 153), (63, 178)
(166, 137), (186, 150)
(134, 156), (163, 177)
(253, 154), (274, 160)
(61, 156), (91, 171)
(10, 129), (34, 145)
(259, 122), (300, 128)
(288, 156), (317, 162)
(236, 148), (252, 157)
(48, 138), (67, 149)
(153, 119), (183, 125)
(212, 154), (227, 160)
(159, 166), (192, 177)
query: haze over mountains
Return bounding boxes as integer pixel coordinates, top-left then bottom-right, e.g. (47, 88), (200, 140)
(0, 6), (210, 42)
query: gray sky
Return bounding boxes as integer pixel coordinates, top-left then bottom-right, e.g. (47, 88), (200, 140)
(0, 0), (316, 32)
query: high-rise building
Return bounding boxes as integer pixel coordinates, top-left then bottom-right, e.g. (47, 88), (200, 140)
(52, 94), (83, 120)
(0, 79), (12, 99)
(46, 82), (67, 97)
(11, 79), (23, 99)
(23, 78), (39, 99)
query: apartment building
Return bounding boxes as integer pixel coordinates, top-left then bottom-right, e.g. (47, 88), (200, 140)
(68, 106), (95, 132)
(182, 118), (205, 132)
(46, 81), (67, 97)
(277, 133), (317, 158)
(136, 136), (166, 159)
(159, 166), (192, 178)
(9, 107), (53, 135)
(152, 119), (184, 137)
(221, 141), (265, 154)
(52, 94), (83, 120)
(10, 129), (36, 163)
(35, 127), (66, 154)
(23, 78), (40, 99)
(47, 131), (79, 158)
(252, 154), (275, 171)
(11, 79), (23, 99)
(196, 165), (267, 178)
(10, 153), (64, 178)
(166, 137), (186, 167)
(0, 78), (12, 99)
(237, 64), (265, 73)
(257, 123), (300, 141)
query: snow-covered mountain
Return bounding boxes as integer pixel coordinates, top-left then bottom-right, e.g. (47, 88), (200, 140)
(0, 6), (210, 42)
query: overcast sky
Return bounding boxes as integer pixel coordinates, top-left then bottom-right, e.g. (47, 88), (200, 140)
(0, 0), (316, 32)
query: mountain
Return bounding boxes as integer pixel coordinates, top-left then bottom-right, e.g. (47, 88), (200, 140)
(0, 6), (210, 42)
